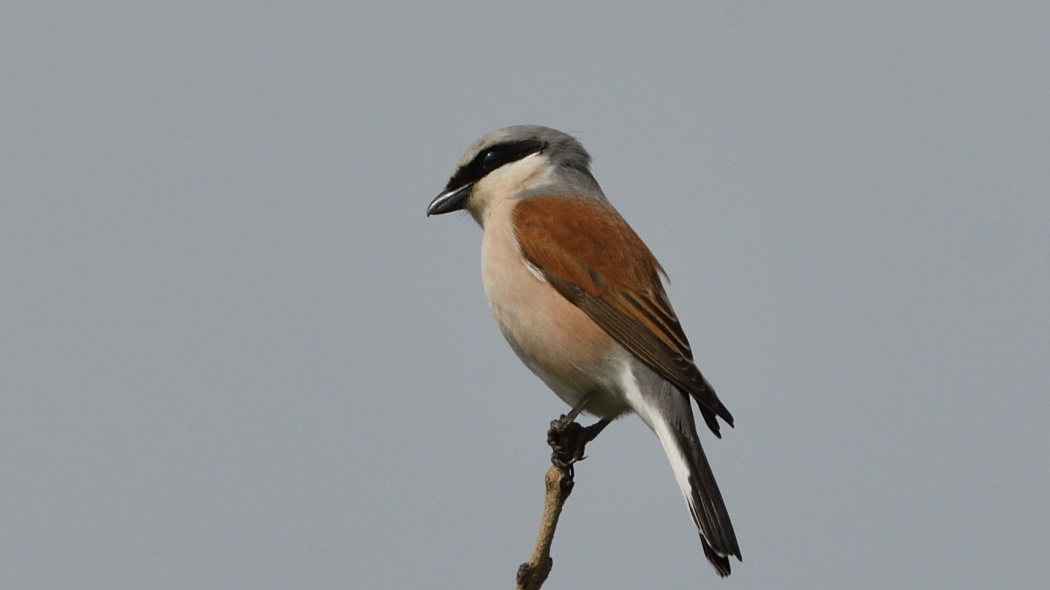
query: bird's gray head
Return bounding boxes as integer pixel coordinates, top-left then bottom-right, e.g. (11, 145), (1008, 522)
(427, 125), (604, 225)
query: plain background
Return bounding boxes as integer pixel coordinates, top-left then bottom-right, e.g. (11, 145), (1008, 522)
(3, 2), (1048, 589)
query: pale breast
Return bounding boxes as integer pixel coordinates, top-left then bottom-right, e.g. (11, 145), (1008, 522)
(480, 198), (631, 417)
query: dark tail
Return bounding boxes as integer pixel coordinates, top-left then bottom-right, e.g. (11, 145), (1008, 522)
(642, 376), (741, 576)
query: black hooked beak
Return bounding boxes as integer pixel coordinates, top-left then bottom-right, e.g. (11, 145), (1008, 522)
(427, 182), (473, 216)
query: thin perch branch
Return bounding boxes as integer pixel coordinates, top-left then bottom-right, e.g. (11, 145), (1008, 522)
(514, 463), (570, 590)
(516, 416), (611, 590)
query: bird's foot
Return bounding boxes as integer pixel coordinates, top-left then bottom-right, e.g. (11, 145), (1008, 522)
(547, 416), (612, 475)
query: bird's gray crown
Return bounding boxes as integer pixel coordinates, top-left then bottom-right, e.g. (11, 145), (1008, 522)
(443, 125), (599, 196)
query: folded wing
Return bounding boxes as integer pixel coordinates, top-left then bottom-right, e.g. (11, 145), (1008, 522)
(511, 196), (734, 435)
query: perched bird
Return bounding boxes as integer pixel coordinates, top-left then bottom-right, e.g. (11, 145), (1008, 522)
(427, 125), (741, 576)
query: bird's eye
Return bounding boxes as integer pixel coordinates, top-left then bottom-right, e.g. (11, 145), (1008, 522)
(480, 149), (500, 171)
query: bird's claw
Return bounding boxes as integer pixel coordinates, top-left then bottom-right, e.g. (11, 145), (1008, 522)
(547, 415), (587, 472)
(547, 414), (612, 475)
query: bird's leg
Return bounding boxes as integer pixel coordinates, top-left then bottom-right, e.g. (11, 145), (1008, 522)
(547, 392), (612, 473)
(578, 417), (612, 445)
(558, 391), (595, 427)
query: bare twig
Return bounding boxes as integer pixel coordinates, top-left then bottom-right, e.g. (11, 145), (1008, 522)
(515, 416), (611, 590)
(514, 463), (570, 590)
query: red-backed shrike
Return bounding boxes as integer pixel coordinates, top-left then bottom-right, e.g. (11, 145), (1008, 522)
(428, 126), (741, 576)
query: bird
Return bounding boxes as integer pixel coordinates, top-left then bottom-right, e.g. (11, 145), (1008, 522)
(427, 125), (741, 576)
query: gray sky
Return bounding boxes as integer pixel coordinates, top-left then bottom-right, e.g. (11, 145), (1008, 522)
(3, 2), (1048, 589)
